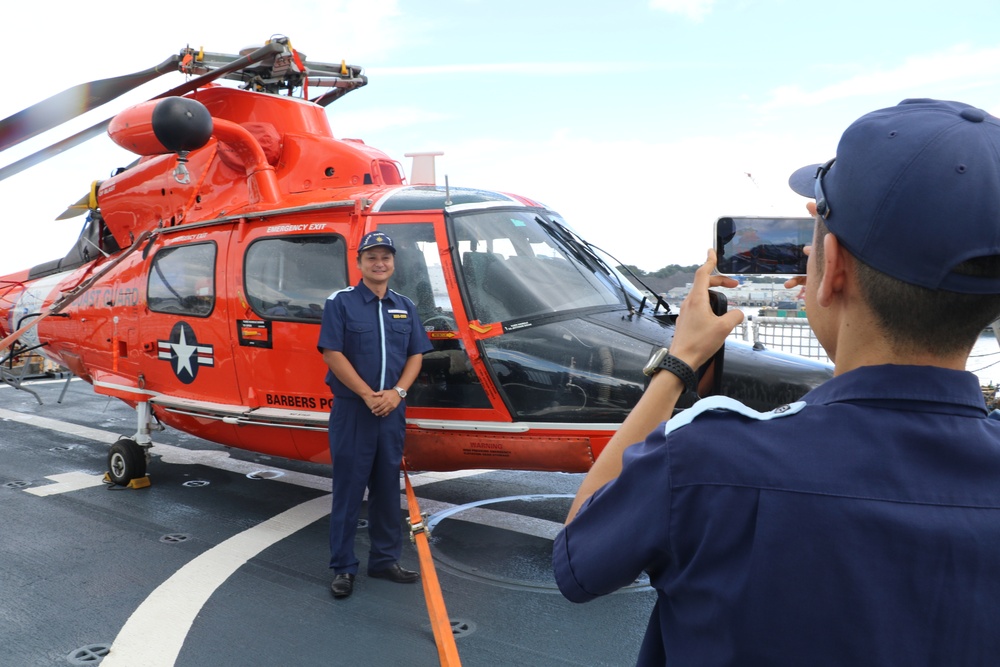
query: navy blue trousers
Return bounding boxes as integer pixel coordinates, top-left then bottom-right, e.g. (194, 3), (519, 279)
(328, 397), (406, 574)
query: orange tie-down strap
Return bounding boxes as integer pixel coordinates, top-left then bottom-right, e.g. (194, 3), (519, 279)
(402, 463), (462, 666)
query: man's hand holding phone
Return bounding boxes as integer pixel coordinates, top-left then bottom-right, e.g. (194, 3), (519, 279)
(670, 249), (746, 374)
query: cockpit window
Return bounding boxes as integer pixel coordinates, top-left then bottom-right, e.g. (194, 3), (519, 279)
(450, 209), (626, 323)
(148, 242), (216, 317)
(245, 235), (347, 321)
(380, 223), (455, 330)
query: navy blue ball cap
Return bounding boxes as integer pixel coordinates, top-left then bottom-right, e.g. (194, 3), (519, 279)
(788, 98), (1000, 294)
(788, 163), (823, 199)
(358, 231), (395, 254)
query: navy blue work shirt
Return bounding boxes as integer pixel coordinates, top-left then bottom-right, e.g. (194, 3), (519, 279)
(554, 364), (1000, 666)
(317, 281), (432, 398)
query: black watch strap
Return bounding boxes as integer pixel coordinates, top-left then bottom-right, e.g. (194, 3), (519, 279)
(654, 354), (698, 394)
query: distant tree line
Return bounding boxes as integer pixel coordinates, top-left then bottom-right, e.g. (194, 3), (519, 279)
(618, 264), (701, 279)
(619, 264), (792, 284)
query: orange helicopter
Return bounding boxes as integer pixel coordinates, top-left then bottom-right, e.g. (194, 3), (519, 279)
(0, 36), (832, 486)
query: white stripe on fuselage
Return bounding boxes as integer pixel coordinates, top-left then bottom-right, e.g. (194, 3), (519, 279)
(9, 271), (68, 349)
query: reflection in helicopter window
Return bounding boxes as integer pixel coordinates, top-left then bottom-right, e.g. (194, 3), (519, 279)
(380, 223), (454, 329)
(481, 318), (647, 422)
(147, 243), (217, 317)
(244, 235), (347, 321)
(377, 223), (489, 408)
(450, 210), (622, 324)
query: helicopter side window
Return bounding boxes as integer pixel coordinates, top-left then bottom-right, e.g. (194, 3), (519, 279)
(380, 223), (454, 330)
(244, 234), (347, 322)
(147, 243), (217, 317)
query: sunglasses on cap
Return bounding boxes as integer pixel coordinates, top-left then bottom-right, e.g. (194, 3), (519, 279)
(814, 158), (835, 219)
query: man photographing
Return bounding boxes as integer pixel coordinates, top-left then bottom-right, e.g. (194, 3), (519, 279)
(554, 99), (1000, 665)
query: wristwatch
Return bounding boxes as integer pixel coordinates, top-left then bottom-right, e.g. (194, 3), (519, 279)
(393, 386), (407, 399)
(642, 348), (698, 394)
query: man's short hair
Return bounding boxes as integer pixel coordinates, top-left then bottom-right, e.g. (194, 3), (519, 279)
(814, 218), (1000, 353)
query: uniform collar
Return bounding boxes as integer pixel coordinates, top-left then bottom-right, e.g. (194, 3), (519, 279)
(803, 364), (988, 416)
(355, 280), (398, 305)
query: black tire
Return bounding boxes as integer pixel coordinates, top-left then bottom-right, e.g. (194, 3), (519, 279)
(107, 438), (147, 486)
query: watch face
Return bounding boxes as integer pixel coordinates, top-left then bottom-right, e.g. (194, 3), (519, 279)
(643, 348), (669, 376)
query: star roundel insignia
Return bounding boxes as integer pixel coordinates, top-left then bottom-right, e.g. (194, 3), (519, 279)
(156, 321), (214, 384)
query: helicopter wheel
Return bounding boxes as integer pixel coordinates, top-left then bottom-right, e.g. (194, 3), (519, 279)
(107, 438), (147, 486)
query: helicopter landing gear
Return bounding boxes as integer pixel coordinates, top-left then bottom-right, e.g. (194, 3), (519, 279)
(107, 437), (147, 486)
(105, 400), (156, 488)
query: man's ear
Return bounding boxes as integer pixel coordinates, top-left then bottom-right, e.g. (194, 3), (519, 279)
(816, 233), (849, 307)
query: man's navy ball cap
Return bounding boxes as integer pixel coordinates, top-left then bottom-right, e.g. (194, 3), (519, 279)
(358, 231), (396, 254)
(788, 98), (1000, 294)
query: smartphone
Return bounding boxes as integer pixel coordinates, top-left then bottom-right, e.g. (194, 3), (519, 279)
(715, 216), (813, 275)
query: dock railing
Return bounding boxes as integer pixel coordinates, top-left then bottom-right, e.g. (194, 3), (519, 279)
(730, 315), (831, 364)
(732, 315), (1000, 371)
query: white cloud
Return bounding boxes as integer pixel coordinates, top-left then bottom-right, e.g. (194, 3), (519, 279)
(762, 44), (1000, 110)
(649, 0), (716, 21)
(428, 127), (821, 272)
(329, 107), (453, 136)
(368, 61), (654, 77)
(1, 0), (412, 116)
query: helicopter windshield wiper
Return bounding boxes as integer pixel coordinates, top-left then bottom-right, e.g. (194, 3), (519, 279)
(588, 244), (673, 316)
(535, 216), (636, 313)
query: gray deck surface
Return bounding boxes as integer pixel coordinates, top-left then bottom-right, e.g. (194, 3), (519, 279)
(1, 377), (653, 666)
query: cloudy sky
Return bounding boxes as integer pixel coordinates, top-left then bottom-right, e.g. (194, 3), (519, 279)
(3, 0), (1000, 276)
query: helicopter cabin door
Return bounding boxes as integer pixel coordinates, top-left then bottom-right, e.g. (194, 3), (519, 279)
(227, 222), (351, 460)
(141, 233), (243, 420)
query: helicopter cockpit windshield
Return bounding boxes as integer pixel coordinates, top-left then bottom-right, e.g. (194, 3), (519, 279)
(445, 207), (667, 423)
(451, 209), (638, 323)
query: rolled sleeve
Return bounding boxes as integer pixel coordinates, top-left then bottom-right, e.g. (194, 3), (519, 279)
(552, 425), (673, 603)
(553, 499), (603, 603)
(317, 296), (346, 353)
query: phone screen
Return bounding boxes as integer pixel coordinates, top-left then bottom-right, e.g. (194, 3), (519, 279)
(715, 216), (813, 275)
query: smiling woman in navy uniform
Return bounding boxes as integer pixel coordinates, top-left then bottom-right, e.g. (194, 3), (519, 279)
(318, 231), (433, 599)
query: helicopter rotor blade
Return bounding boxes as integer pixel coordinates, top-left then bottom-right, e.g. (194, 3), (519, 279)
(0, 54), (182, 153)
(55, 180), (103, 220)
(0, 119), (110, 183)
(0, 42), (286, 185)
(309, 63), (368, 107)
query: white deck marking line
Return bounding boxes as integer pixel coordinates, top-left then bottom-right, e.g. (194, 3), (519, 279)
(417, 496), (565, 541)
(1, 406), (560, 537)
(0, 407), (121, 444)
(0, 377), (79, 389)
(100, 494), (332, 667)
(2, 406), (560, 535)
(25, 471), (107, 496)
(0, 407), (489, 495)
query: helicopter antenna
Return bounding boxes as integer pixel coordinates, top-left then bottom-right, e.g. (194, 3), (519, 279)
(745, 170), (779, 210)
(82, 237), (111, 259)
